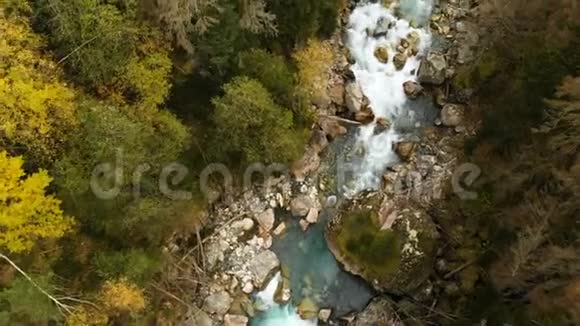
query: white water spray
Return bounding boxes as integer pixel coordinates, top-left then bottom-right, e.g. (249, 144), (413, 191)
(344, 1), (432, 196)
(252, 273), (317, 326)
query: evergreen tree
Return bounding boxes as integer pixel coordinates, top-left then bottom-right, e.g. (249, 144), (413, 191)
(211, 77), (306, 164)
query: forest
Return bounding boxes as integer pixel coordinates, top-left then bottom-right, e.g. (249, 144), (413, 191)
(0, 0), (578, 325)
(0, 0), (342, 324)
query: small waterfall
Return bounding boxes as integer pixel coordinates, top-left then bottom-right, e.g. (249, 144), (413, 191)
(251, 273), (317, 326)
(344, 1), (432, 196)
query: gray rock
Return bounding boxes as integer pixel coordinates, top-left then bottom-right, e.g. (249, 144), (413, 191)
(328, 83), (345, 106)
(354, 298), (402, 326)
(455, 21), (479, 64)
(249, 250), (280, 288)
(418, 51), (447, 85)
(374, 117), (392, 134)
(203, 290), (233, 316)
(242, 282), (254, 294)
(291, 149), (321, 182)
(318, 117), (347, 139)
(394, 141), (417, 161)
(345, 82), (367, 113)
(354, 105), (375, 124)
(310, 129), (329, 153)
(272, 222), (287, 236)
(305, 208), (319, 224)
(206, 239), (229, 270)
(318, 309), (332, 323)
(371, 17), (392, 37)
(441, 103), (465, 127)
(393, 53), (407, 70)
(224, 314), (248, 326)
(184, 307), (213, 326)
(231, 218), (254, 233)
(299, 219), (310, 232)
(403, 81), (423, 99)
(325, 195), (338, 208)
(290, 195), (314, 217)
(255, 208), (275, 232)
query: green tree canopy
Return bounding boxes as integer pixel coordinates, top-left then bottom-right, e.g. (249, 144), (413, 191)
(238, 48), (296, 108)
(211, 77), (306, 164)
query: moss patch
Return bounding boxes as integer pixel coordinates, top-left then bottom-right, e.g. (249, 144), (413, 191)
(454, 50), (499, 89)
(335, 210), (401, 278)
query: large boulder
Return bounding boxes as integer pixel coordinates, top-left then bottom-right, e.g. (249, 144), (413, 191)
(318, 117), (347, 139)
(354, 105), (375, 124)
(297, 297), (319, 320)
(345, 82), (368, 113)
(255, 208), (275, 232)
(394, 141), (417, 161)
(374, 117), (392, 135)
(203, 290), (233, 316)
(440, 103), (465, 127)
(353, 297), (402, 326)
(418, 51), (447, 85)
(326, 194), (439, 295)
(291, 149), (320, 182)
(249, 250), (280, 288)
(290, 195), (314, 217)
(403, 81), (423, 99)
(328, 83), (345, 106)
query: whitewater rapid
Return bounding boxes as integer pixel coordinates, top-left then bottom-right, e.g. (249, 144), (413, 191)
(251, 1), (433, 324)
(344, 1), (432, 196)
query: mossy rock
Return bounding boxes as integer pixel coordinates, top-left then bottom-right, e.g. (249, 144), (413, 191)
(454, 50), (499, 89)
(374, 46), (390, 64)
(297, 297), (319, 320)
(229, 293), (255, 317)
(326, 194), (439, 294)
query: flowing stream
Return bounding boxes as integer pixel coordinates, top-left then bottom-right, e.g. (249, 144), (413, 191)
(251, 1), (434, 324)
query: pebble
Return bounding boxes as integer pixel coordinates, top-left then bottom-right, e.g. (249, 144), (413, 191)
(319, 309), (332, 323)
(273, 222), (287, 236)
(325, 195), (338, 208)
(242, 282), (254, 294)
(306, 208), (319, 224)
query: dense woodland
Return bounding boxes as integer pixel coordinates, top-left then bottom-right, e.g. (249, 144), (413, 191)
(0, 0), (578, 325)
(436, 1), (580, 324)
(0, 0), (342, 324)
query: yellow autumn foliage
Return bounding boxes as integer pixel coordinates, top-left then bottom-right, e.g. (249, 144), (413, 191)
(0, 15), (77, 161)
(99, 278), (147, 315)
(0, 151), (74, 253)
(124, 40), (173, 109)
(66, 306), (108, 326)
(293, 39), (334, 97)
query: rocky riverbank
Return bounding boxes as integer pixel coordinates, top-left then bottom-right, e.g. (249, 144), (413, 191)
(186, 0), (485, 324)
